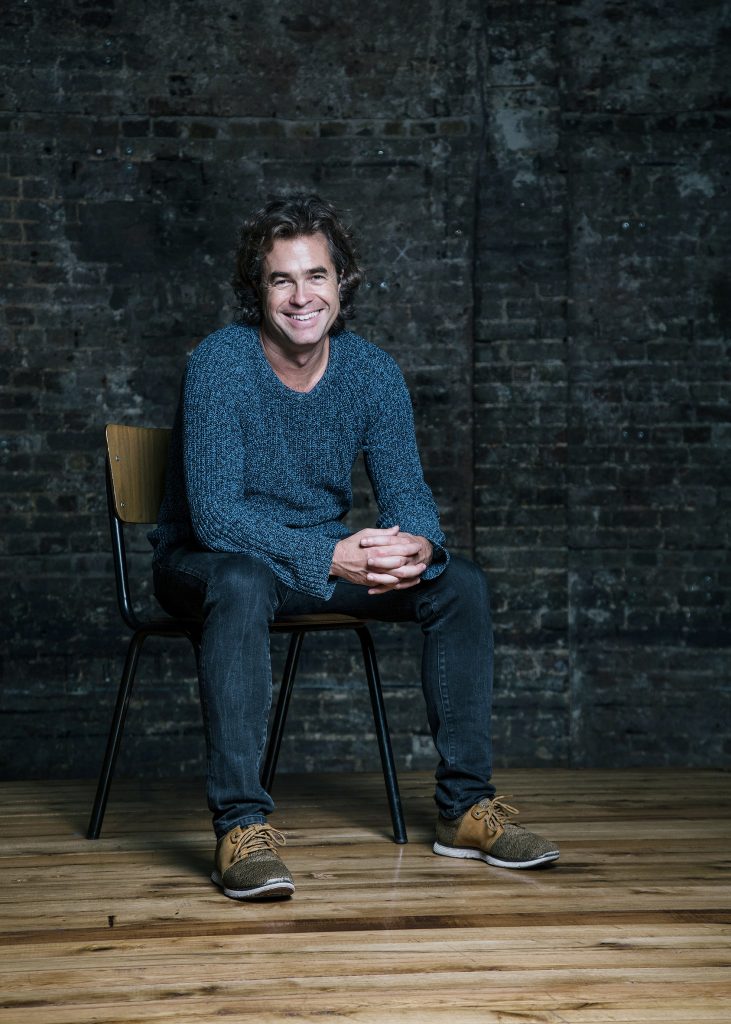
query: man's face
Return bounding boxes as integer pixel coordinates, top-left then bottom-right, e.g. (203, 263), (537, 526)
(259, 232), (341, 355)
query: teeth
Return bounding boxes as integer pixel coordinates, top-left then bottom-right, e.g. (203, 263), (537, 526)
(289, 311), (319, 321)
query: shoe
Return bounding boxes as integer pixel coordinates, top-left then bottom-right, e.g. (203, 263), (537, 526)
(433, 796), (559, 869)
(211, 823), (295, 899)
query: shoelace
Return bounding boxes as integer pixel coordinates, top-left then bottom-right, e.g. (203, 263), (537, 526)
(474, 796), (520, 831)
(229, 823), (287, 860)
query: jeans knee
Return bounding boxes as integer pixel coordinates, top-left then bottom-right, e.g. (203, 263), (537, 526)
(417, 555), (491, 630)
(444, 555), (491, 611)
(208, 554), (278, 614)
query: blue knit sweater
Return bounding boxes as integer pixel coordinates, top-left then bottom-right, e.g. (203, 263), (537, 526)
(150, 324), (448, 599)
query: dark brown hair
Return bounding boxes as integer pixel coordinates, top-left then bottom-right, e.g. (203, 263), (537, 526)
(232, 193), (363, 333)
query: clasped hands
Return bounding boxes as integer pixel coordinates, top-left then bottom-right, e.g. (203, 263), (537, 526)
(331, 525), (433, 595)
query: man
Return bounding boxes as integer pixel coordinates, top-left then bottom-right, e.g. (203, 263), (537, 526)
(151, 194), (559, 901)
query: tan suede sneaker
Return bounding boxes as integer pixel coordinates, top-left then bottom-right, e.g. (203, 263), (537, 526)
(211, 823), (295, 900)
(433, 796), (559, 869)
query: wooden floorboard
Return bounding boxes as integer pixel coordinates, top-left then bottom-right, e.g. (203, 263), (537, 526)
(0, 769), (729, 1022)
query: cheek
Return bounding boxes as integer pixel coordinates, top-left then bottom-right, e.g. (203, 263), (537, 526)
(265, 298), (281, 320)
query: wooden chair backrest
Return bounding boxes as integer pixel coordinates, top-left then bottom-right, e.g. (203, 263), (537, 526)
(106, 424), (171, 524)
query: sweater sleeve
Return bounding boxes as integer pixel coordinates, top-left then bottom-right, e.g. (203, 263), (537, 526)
(182, 360), (340, 599)
(362, 355), (449, 579)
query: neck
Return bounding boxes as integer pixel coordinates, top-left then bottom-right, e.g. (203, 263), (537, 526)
(259, 333), (331, 394)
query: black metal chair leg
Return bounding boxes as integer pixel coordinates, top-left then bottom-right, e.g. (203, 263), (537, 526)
(356, 626), (408, 844)
(87, 629), (147, 839)
(261, 631), (305, 792)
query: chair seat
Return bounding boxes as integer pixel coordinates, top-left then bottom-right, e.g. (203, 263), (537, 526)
(271, 613), (367, 630)
(134, 612), (365, 632)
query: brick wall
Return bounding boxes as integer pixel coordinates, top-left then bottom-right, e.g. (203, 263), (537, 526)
(1, 0), (728, 780)
(475, 0), (730, 769)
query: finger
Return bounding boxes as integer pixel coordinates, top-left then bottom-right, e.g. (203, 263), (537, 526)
(364, 571), (401, 585)
(366, 555), (410, 570)
(361, 526), (399, 539)
(360, 530), (405, 547)
(377, 562), (426, 580)
(367, 581), (400, 595)
(366, 569), (423, 590)
(368, 577), (421, 595)
(365, 542), (421, 557)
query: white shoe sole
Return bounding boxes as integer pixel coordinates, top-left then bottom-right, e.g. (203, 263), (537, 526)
(211, 869), (295, 900)
(433, 841), (559, 869)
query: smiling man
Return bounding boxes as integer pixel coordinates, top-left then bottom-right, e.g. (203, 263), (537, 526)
(150, 194), (559, 901)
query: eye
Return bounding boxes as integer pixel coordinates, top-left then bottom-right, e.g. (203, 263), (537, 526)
(271, 278), (290, 289)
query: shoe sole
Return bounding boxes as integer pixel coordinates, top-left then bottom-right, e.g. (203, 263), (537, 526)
(432, 841), (559, 869)
(210, 869), (295, 900)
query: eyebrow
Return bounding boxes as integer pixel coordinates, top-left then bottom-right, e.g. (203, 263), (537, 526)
(267, 265), (331, 281)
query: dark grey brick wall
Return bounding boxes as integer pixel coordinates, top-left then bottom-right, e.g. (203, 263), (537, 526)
(475, 0), (730, 769)
(1, 0), (728, 780)
(562, 0), (731, 767)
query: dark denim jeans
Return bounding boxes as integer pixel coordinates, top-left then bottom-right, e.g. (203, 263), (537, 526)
(153, 548), (495, 838)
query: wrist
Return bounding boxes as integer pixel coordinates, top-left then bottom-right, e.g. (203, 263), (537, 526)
(421, 538), (434, 566)
(330, 538), (345, 578)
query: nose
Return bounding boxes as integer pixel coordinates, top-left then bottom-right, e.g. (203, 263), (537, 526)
(290, 277), (311, 306)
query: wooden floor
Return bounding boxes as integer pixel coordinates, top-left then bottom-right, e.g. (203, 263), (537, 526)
(0, 770), (729, 1023)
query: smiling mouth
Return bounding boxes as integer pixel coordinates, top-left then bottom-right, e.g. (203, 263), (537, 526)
(285, 310), (321, 322)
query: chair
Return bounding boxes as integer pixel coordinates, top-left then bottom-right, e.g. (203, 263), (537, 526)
(87, 424), (407, 844)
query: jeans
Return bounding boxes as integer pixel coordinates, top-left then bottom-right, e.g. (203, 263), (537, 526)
(153, 548), (495, 838)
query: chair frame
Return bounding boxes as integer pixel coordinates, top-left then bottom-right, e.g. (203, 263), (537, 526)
(87, 426), (407, 844)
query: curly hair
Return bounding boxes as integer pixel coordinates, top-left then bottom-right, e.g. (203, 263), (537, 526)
(232, 193), (363, 333)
